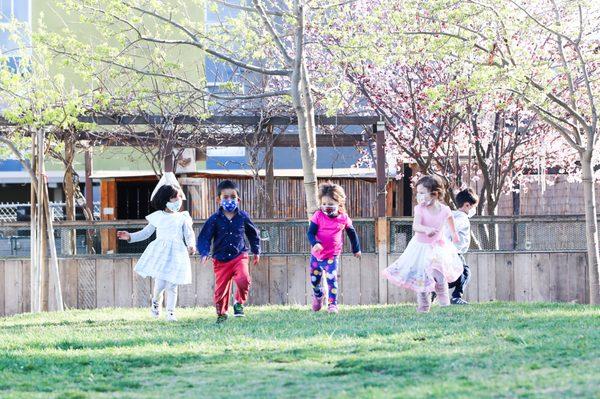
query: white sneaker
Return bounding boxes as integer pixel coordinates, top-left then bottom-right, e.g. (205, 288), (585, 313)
(166, 311), (177, 322)
(150, 300), (160, 318)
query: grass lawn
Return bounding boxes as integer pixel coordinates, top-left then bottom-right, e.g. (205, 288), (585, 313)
(0, 303), (599, 398)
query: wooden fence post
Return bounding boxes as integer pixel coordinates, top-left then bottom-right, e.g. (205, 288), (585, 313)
(377, 217), (389, 304)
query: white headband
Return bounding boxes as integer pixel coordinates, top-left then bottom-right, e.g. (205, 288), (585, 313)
(150, 172), (186, 201)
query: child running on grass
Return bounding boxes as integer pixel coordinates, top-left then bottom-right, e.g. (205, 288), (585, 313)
(382, 175), (462, 313)
(437, 188), (479, 305)
(196, 180), (260, 324)
(117, 173), (196, 322)
(307, 182), (361, 314)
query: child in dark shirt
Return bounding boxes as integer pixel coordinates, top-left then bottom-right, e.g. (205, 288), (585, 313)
(197, 180), (260, 323)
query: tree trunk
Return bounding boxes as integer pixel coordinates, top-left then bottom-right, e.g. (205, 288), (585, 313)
(581, 150), (600, 304)
(292, 1), (319, 218)
(64, 139), (77, 255)
(30, 135), (40, 312)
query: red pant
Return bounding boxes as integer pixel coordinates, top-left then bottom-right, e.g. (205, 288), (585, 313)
(213, 253), (251, 315)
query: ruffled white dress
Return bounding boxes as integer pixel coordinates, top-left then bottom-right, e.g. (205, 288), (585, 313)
(130, 211), (194, 285)
(383, 204), (463, 293)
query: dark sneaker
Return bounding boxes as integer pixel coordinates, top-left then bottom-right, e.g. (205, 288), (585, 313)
(451, 297), (469, 305)
(233, 302), (245, 317)
(431, 292), (437, 303)
(216, 314), (228, 324)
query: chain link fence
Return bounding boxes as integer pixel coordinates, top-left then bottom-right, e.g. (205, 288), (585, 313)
(0, 219), (376, 258)
(389, 216), (589, 253)
(0, 202), (101, 222)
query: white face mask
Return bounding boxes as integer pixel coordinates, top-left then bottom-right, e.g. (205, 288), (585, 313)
(321, 204), (339, 217)
(166, 199), (182, 212)
(467, 208), (476, 218)
(416, 193), (432, 206)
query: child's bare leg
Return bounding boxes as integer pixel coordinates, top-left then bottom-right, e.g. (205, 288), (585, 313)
(417, 291), (431, 313)
(432, 269), (450, 307)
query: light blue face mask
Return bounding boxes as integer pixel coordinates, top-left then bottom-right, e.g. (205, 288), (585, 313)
(166, 200), (182, 212)
(221, 198), (238, 212)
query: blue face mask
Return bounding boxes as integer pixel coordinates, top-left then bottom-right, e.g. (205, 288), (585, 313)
(221, 198), (238, 212)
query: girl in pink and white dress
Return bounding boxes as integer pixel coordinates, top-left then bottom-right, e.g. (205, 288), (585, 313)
(382, 175), (463, 313)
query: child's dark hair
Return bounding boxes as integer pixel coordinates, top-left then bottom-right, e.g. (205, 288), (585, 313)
(217, 180), (239, 196)
(318, 181), (347, 208)
(456, 188), (479, 208)
(416, 175), (445, 199)
(151, 184), (179, 211)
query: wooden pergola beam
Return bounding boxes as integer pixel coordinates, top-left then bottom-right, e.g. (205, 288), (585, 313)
(0, 114), (381, 127)
(78, 132), (367, 147)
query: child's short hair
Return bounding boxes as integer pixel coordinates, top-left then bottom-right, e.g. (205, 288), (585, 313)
(217, 180), (239, 196)
(416, 175), (445, 199)
(456, 188), (479, 208)
(318, 181), (346, 206)
(151, 184), (179, 211)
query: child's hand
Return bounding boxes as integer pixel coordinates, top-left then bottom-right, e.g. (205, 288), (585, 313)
(312, 243), (324, 252)
(117, 231), (131, 241)
(253, 254), (260, 265)
(200, 256), (210, 266)
(354, 251), (362, 258)
(188, 246), (196, 255)
(452, 233), (460, 244)
(426, 228), (439, 237)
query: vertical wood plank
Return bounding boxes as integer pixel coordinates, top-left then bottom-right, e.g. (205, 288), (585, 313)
(21, 260), (31, 313)
(386, 255), (414, 303)
(63, 258), (79, 309)
(177, 258), (197, 308)
(341, 255), (361, 305)
(477, 254), (496, 302)
(269, 256), (288, 305)
(287, 256), (306, 305)
(96, 259), (115, 308)
(132, 259), (151, 308)
(113, 258), (133, 308)
(568, 253), (587, 304)
(531, 253), (551, 302)
(306, 256), (315, 305)
(464, 254), (479, 303)
(248, 256), (270, 305)
(78, 258), (96, 309)
(513, 253), (532, 302)
(360, 253), (379, 305)
(196, 260), (216, 307)
(552, 253), (570, 302)
(495, 253), (514, 301)
(0, 260), (5, 316)
(4, 260), (23, 315)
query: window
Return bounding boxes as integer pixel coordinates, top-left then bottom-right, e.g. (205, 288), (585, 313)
(0, 0), (29, 23)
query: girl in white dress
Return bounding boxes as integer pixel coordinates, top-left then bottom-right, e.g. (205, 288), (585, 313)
(117, 174), (195, 321)
(382, 175), (463, 313)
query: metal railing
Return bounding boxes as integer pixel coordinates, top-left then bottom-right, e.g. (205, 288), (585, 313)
(389, 215), (589, 253)
(0, 218), (376, 258)
(0, 216), (590, 258)
(0, 202), (101, 222)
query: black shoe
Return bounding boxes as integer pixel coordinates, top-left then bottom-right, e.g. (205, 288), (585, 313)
(233, 302), (245, 317)
(431, 292), (437, 303)
(216, 314), (228, 324)
(451, 297), (469, 305)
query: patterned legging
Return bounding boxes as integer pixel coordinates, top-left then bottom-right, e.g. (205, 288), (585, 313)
(309, 256), (339, 305)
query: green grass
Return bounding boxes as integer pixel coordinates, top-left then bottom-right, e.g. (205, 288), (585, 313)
(0, 303), (599, 398)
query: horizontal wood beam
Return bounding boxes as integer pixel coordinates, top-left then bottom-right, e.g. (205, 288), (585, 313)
(79, 132), (367, 147)
(0, 114), (381, 127)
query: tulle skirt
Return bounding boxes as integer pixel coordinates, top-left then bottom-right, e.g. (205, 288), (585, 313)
(382, 237), (463, 293)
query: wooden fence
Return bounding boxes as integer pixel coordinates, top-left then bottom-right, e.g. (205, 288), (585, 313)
(0, 252), (590, 317)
